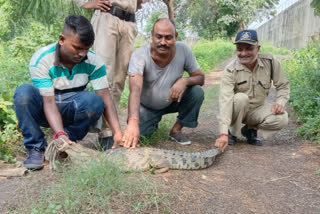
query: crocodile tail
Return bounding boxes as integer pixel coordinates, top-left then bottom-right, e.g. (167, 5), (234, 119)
(164, 148), (221, 170)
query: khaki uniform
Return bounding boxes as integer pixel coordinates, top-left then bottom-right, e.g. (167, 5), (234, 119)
(219, 54), (290, 139)
(74, 0), (138, 107)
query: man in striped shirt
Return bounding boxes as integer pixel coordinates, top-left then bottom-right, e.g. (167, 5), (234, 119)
(13, 15), (123, 170)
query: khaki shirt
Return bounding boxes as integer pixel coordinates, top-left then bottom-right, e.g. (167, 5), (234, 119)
(219, 53), (290, 134)
(74, 0), (137, 13)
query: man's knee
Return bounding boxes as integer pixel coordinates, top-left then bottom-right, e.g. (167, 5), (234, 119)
(275, 112), (289, 129)
(233, 93), (249, 107)
(78, 92), (104, 121)
(261, 111), (288, 130)
(188, 85), (204, 103)
(13, 84), (38, 107)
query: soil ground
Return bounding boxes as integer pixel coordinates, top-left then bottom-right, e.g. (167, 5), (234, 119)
(1, 59), (320, 214)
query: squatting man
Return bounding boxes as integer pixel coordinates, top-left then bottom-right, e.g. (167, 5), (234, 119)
(215, 29), (290, 152)
(14, 15), (122, 170)
(122, 18), (205, 148)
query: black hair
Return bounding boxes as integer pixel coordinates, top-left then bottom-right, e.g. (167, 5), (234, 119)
(62, 15), (95, 46)
(152, 18), (176, 32)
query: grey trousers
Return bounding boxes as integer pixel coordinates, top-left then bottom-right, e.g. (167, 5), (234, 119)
(139, 86), (204, 137)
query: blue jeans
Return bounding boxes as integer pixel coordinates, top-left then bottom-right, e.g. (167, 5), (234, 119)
(139, 85), (204, 137)
(13, 84), (104, 150)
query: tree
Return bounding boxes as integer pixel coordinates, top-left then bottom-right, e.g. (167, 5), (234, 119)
(175, 0), (279, 39)
(311, 0), (320, 15)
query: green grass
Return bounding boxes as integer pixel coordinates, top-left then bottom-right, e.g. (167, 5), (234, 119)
(9, 158), (169, 214)
(191, 39), (234, 73)
(139, 114), (176, 146)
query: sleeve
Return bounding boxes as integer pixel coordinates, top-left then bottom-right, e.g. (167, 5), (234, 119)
(272, 57), (290, 107)
(128, 49), (146, 75)
(29, 62), (54, 96)
(89, 56), (109, 91)
(218, 68), (236, 134)
(111, 0), (137, 13)
(183, 44), (200, 74)
(72, 0), (88, 7)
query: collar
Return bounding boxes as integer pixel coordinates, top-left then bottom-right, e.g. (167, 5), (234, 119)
(53, 42), (88, 67)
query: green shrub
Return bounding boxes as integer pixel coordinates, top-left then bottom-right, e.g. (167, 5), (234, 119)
(0, 21), (58, 160)
(283, 41), (320, 142)
(260, 41), (291, 56)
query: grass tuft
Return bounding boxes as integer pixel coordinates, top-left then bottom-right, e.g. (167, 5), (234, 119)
(9, 158), (169, 213)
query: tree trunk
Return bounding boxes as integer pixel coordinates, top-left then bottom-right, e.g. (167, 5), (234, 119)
(162, 0), (175, 20)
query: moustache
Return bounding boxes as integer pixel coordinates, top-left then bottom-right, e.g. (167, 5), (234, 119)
(157, 44), (169, 49)
(239, 55), (250, 58)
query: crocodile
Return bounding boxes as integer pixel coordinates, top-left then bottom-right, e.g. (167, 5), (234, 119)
(45, 139), (222, 171)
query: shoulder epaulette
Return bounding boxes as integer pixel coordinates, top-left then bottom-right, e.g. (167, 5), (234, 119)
(258, 53), (273, 60)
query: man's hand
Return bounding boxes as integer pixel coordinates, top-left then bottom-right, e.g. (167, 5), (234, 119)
(83, 0), (112, 12)
(112, 131), (124, 149)
(58, 135), (75, 145)
(122, 120), (140, 148)
(214, 135), (228, 152)
(271, 103), (285, 115)
(167, 78), (187, 102)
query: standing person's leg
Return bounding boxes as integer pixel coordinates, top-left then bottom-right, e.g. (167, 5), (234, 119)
(113, 20), (137, 107)
(245, 103), (288, 140)
(91, 13), (119, 136)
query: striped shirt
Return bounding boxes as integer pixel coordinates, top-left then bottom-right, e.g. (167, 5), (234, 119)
(29, 43), (108, 96)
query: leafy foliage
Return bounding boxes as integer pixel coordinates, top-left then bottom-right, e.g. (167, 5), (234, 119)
(282, 41), (320, 142)
(175, 0), (278, 39)
(311, 0), (320, 16)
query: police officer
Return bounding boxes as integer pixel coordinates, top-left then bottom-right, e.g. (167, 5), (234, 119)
(215, 29), (290, 152)
(74, 0), (145, 108)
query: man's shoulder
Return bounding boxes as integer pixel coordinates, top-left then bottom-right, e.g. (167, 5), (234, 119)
(176, 41), (192, 51)
(30, 43), (57, 67)
(224, 58), (239, 73)
(133, 43), (148, 54)
(86, 50), (103, 65)
(258, 53), (274, 61)
(131, 43), (149, 61)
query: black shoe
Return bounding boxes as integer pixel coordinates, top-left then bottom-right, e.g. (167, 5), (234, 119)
(228, 130), (237, 145)
(241, 125), (263, 146)
(98, 136), (114, 151)
(24, 147), (44, 170)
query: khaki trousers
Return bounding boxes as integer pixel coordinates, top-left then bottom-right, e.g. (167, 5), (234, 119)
(91, 11), (137, 108)
(230, 93), (288, 139)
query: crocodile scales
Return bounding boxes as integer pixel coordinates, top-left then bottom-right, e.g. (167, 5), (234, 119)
(45, 139), (222, 171)
(104, 147), (221, 171)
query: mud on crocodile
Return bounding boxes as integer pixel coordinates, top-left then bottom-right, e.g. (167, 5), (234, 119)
(45, 139), (222, 171)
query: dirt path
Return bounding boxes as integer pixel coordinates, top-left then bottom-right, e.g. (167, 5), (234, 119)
(1, 60), (320, 213)
(150, 62), (320, 214)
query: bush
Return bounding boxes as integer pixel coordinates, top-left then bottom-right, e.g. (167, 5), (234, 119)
(0, 21), (58, 161)
(283, 41), (320, 142)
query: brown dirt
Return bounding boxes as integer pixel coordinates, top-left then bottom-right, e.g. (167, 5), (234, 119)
(1, 59), (320, 214)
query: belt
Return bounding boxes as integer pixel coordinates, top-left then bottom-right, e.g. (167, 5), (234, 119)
(54, 85), (87, 94)
(106, 6), (135, 22)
